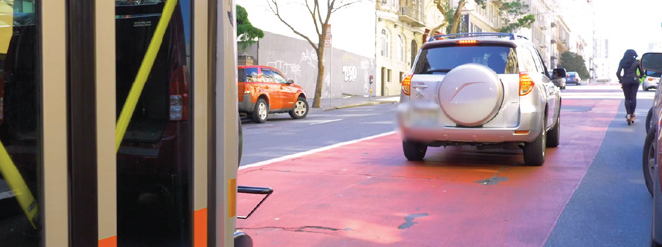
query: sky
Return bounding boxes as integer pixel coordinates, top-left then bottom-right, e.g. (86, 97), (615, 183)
(594, 0), (662, 65)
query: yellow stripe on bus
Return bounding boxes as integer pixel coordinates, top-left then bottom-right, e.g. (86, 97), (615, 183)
(0, 140), (37, 229)
(115, 0), (178, 152)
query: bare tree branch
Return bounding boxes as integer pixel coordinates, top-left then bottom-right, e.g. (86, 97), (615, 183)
(266, 0), (318, 50)
(428, 22), (448, 38)
(323, 0), (333, 26)
(331, 0), (360, 13)
(316, 0), (324, 31)
(305, 0), (322, 36)
(435, 0), (445, 14)
(427, 0), (448, 36)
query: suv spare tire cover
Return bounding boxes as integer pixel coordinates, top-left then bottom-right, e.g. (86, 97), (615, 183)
(438, 63), (504, 127)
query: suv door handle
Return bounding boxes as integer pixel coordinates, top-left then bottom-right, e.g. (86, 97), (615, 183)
(411, 84), (428, 89)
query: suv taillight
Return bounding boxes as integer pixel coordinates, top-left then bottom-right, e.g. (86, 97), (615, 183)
(169, 66), (189, 121)
(401, 74), (412, 95)
(519, 72), (534, 96)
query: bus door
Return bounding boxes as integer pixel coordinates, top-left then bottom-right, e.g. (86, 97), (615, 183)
(0, 0), (241, 246)
(0, 0), (68, 246)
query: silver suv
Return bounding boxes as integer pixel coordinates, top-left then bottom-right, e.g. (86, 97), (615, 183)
(397, 33), (563, 166)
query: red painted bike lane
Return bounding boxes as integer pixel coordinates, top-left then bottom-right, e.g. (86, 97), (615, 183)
(237, 99), (620, 247)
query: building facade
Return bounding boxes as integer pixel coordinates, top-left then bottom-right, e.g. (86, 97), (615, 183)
(375, 0), (426, 96)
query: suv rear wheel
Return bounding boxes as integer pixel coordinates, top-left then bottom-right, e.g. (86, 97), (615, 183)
(523, 124), (546, 166)
(252, 98), (268, 123)
(547, 114), (560, 148)
(403, 141), (427, 161)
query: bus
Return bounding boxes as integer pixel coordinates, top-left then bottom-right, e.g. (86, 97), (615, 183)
(0, 0), (258, 246)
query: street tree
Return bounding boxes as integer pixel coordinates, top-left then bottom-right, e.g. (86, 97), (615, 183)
(448, 0), (486, 34)
(237, 4), (264, 51)
(429, 0), (533, 36)
(559, 51), (590, 79)
(427, 0), (452, 37)
(267, 0), (360, 108)
(497, 0), (535, 33)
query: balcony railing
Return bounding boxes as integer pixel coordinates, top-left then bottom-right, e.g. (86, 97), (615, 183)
(399, 6), (425, 27)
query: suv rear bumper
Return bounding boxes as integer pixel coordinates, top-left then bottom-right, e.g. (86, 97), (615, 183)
(397, 103), (543, 144)
(238, 93), (255, 112)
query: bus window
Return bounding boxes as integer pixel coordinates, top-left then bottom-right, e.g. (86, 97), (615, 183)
(0, 0), (42, 246)
(115, 0), (192, 245)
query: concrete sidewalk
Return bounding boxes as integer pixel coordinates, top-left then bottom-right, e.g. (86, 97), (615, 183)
(307, 95), (400, 112)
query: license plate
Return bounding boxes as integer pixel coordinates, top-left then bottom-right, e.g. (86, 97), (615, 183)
(411, 108), (439, 126)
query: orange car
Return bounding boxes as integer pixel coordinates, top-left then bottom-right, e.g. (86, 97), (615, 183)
(238, 65), (309, 123)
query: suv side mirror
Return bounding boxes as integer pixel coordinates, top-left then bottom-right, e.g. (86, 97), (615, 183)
(641, 52), (662, 73)
(552, 68), (566, 79)
(286, 79), (294, 84)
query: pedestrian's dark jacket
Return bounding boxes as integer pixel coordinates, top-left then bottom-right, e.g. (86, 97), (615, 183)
(617, 49), (644, 85)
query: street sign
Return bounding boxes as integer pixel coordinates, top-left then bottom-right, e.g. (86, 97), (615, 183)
(325, 24), (331, 47)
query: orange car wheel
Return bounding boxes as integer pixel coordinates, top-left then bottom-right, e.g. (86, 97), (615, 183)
(289, 97), (308, 119)
(252, 98), (268, 123)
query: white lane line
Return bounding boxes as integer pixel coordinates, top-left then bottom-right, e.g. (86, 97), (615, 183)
(292, 119), (342, 125)
(239, 131), (396, 170)
(309, 119), (342, 125)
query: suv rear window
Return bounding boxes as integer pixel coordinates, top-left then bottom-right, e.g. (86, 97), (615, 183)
(238, 67), (259, 82)
(414, 45), (519, 74)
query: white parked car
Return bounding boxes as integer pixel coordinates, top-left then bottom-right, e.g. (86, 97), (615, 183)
(397, 33), (563, 166)
(644, 70), (661, 91)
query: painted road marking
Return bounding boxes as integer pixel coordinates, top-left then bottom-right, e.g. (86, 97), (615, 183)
(239, 131), (396, 170)
(309, 119), (342, 125)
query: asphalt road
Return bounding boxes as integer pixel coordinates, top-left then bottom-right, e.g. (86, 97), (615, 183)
(240, 102), (399, 166)
(545, 88), (654, 246)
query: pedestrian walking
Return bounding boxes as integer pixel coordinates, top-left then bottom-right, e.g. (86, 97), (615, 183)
(617, 49), (645, 125)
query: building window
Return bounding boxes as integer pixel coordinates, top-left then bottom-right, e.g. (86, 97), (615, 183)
(410, 39), (418, 65)
(396, 35), (404, 62)
(399, 71), (405, 83)
(380, 29), (390, 57)
(387, 69), (392, 82)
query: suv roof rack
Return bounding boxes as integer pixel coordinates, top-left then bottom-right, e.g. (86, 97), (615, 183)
(428, 32), (529, 42)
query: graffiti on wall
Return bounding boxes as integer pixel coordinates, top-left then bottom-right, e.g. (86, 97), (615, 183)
(342, 65), (357, 82)
(300, 49), (318, 68)
(266, 60), (302, 79)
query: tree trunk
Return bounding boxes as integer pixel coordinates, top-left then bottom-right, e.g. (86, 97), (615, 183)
(428, 22), (448, 39)
(312, 47), (325, 108)
(450, 0), (466, 34)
